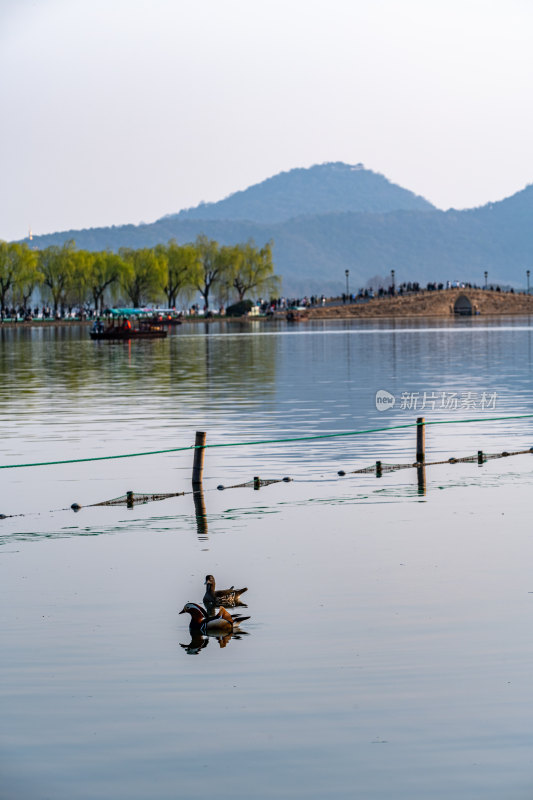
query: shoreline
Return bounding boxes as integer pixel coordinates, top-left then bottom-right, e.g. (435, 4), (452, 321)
(304, 288), (533, 319)
(0, 319), (93, 328)
(2, 290), (533, 328)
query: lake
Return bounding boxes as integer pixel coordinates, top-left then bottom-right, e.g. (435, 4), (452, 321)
(1, 317), (533, 800)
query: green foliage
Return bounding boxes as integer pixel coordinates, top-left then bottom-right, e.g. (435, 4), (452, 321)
(231, 240), (280, 300)
(89, 251), (131, 311)
(0, 241), (14, 313)
(194, 235), (230, 310)
(118, 247), (166, 307)
(64, 249), (93, 310)
(38, 240), (76, 313)
(225, 299), (254, 317)
(2, 237), (280, 314)
(155, 239), (201, 307)
(0, 241), (41, 314)
(192, 237), (281, 309)
(15, 244), (42, 302)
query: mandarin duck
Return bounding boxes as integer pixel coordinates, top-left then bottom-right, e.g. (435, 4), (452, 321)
(179, 602), (250, 635)
(203, 574), (248, 610)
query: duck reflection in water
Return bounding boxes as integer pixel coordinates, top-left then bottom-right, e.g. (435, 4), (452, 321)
(180, 628), (248, 654)
(180, 629), (209, 655)
(179, 602), (250, 655)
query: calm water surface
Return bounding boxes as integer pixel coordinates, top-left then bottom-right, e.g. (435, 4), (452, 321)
(1, 317), (533, 799)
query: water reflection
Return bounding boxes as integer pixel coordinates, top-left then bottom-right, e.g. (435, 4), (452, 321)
(179, 629), (249, 655)
(180, 630), (209, 655)
(3, 457), (533, 547)
(417, 464), (426, 495)
(193, 488), (208, 538)
(2, 319), (533, 522)
(0, 323), (279, 429)
(4, 319), (533, 800)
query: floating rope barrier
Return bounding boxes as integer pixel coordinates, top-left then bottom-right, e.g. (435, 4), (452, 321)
(3, 414), (533, 519)
(2, 413), (533, 470)
(216, 477), (292, 491)
(2, 440), (533, 521)
(338, 447), (533, 476)
(90, 490), (186, 507)
(67, 477), (291, 512)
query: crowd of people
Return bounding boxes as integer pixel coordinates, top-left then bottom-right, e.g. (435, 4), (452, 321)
(1, 305), (96, 322)
(0, 283), (527, 323)
(341, 280), (521, 305)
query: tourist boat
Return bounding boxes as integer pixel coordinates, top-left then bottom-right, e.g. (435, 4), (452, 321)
(90, 309), (167, 340)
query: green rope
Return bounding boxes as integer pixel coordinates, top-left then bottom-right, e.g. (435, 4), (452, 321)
(1, 413), (533, 470)
(0, 445), (195, 470)
(205, 414), (533, 448)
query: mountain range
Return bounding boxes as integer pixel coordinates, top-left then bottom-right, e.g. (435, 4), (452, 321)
(23, 162), (533, 295)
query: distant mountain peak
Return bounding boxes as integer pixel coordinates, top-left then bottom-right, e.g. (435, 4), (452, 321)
(21, 166), (533, 296)
(161, 162), (434, 225)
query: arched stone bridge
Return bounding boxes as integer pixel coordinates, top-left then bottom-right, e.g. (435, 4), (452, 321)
(309, 289), (533, 319)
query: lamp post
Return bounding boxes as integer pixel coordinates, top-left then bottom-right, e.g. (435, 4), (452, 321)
(527, 270), (530, 295)
(484, 271), (488, 290)
(345, 269), (350, 298)
(391, 269), (395, 294)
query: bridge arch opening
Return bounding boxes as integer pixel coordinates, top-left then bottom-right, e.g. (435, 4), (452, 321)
(454, 295), (473, 316)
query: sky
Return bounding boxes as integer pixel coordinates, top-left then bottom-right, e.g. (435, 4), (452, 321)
(2, 0), (533, 241)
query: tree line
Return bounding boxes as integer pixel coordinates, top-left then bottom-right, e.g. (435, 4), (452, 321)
(0, 235), (280, 316)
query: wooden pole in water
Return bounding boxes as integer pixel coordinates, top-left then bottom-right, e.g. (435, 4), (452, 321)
(192, 431), (206, 488)
(253, 476), (261, 490)
(416, 417), (425, 464)
(126, 491), (134, 508)
(376, 461), (382, 478)
(477, 450), (484, 465)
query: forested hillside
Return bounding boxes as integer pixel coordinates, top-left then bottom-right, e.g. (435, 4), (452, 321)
(21, 165), (533, 295)
(163, 162), (434, 223)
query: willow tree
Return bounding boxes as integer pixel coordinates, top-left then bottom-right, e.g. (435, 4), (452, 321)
(15, 245), (43, 309)
(119, 247), (166, 307)
(39, 240), (76, 314)
(194, 235), (235, 311)
(89, 251), (131, 312)
(0, 241), (40, 316)
(63, 249), (95, 311)
(232, 240), (280, 301)
(156, 240), (201, 307)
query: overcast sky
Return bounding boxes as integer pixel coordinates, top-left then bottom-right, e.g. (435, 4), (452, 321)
(2, 0), (533, 241)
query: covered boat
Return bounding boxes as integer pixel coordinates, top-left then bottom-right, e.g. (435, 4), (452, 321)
(90, 309), (167, 340)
